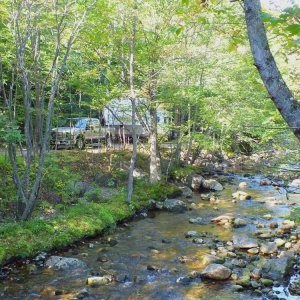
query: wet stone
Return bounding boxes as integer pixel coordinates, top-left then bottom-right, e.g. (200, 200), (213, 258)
(185, 231), (199, 238)
(147, 265), (158, 271)
(201, 264), (232, 280)
(232, 234), (258, 249)
(189, 217), (205, 225)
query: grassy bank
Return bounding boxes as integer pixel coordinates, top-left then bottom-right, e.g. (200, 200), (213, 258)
(0, 150), (180, 266)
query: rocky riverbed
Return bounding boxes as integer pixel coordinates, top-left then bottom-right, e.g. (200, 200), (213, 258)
(0, 171), (300, 300)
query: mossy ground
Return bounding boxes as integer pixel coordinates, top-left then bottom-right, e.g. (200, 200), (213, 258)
(0, 150), (180, 266)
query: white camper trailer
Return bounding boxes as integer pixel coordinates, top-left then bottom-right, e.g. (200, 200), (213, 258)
(103, 99), (170, 140)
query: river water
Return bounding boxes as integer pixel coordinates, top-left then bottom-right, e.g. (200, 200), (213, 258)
(1, 172), (300, 300)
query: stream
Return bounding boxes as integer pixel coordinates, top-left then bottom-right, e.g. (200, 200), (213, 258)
(1, 170), (300, 300)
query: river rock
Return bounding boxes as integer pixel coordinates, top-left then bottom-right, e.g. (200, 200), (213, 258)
(202, 179), (223, 191)
(260, 278), (273, 286)
(232, 191), (251, 200)
(185, 230), (199, 238)
(185, 174), (204, 190)
(269, 222), (278, 229)
(247, 248), (259, 255)
(239, 182), (249, 188)
(182, 187), (193, 198)
(163, 199), (187, 213)
(87, 275), (113, 286)
(189, 217), (204, 225)
(202, 254), (224, 266)
(282, 220), (296, 231)
(260, 178), (272, 186)
(211, 214), (234, 224)
(201, 264), (232, 280)
(291, 179), (300, 188)
(231, 284), (243, 292)
(263, 214), (272, 220)
(261, 255), (295, 280)
(233, 218), (248, 228)
(289, 276), (300, 296)
(236, 274), (251, 287)
(45, 256), (87, 271)
(274, 238), (286, 247)
(232, 234), (258, 249)
(260, 242), (278, 255)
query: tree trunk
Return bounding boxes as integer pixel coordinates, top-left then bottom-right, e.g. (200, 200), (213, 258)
(243, 0), (300, 141)
(127, 3), (137, 202)
(149, 106), (161, 184)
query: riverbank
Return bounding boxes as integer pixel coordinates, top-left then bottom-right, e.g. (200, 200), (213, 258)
(0, 150), (180, 266)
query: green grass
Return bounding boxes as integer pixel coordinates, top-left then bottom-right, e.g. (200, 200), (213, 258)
(0, 180), (180, 265)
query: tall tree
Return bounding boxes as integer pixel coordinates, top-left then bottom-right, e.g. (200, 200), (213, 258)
(242, 0), (300, 141)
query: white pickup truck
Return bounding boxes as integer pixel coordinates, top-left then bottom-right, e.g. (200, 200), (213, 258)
(50, 117), (115, 149)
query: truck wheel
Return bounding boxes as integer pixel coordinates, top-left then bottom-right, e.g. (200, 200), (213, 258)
(76, 138), (85, 150)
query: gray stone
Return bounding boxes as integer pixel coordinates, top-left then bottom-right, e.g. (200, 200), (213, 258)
(260, 242), (278, 255)
(202, 179), (223, 191)
(261, 255), (295, 280)
(163, 199), (187, 213)
(232, 234), (258, 249)
(185, 174), (205, 190)
(201, 263), (232, 280)
(45, 256), (87, 271)
(185, 230), (199, 238)
(233, 218), (248, 228)
(201, 254), (224, 266)
(189, 217), (204, 225)
(179, 186), (193, 198)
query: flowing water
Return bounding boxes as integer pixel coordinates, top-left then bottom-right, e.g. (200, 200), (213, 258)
(1, 172), (300, 300)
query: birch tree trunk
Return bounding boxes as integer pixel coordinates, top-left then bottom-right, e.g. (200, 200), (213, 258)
(127, 3), (137, 202)
(243, 0), (300, 141)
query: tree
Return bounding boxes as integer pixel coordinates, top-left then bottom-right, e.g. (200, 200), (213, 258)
(242, 0), (300, 141)
(1, 0), (94, 220)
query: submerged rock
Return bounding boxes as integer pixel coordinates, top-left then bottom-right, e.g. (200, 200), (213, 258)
(201, 263), (232, 280)
(45, 256), (87, 271)
(232, 234), (258, 249)
(189, 217), (204, 225)
(201, 254), (224, 266)
(87, 275), (113, 287)
(163, 199), (187, 213)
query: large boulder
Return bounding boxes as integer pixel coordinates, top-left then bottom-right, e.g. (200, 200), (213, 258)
(45, 256), (87, 271)
(201, 264), (232, 280)
(261, 255), (295, 280)
(202, 179), (223, 191)
(163, 199), (187, 213)
(232, 234), (258, 249)
(185, 174), (204, 190)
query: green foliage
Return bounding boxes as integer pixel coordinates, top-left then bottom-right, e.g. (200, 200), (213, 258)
(0, 177), (179, 265)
